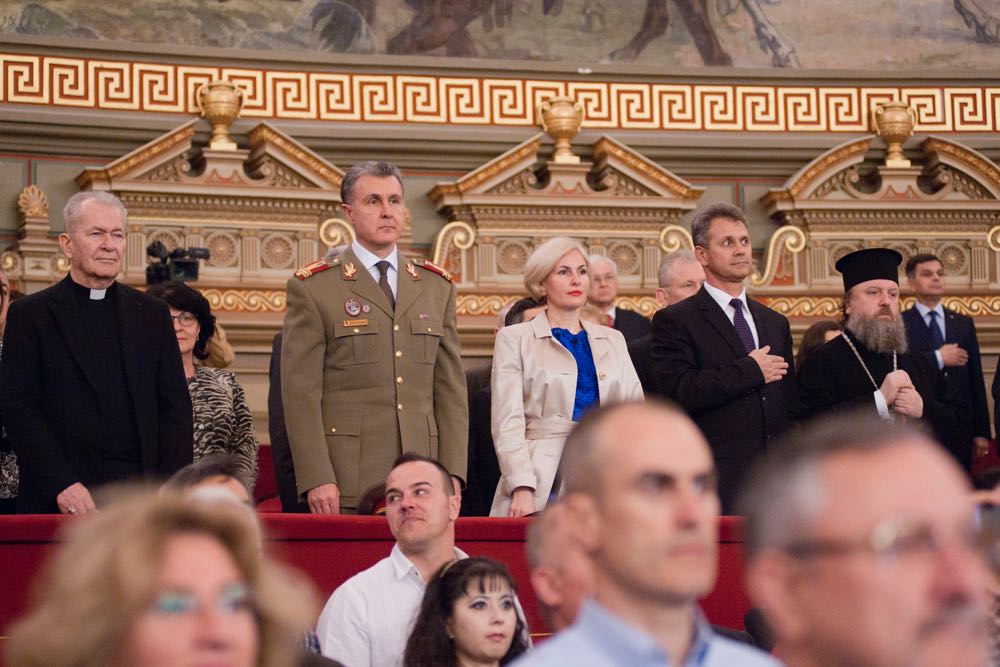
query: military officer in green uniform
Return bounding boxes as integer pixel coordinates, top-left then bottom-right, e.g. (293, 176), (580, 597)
(281, 160), (467, 513)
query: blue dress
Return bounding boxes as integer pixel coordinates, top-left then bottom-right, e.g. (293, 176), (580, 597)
(551, 327), (600, 421)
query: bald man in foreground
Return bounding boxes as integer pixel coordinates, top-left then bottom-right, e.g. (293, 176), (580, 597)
(514, 401), (777, 666)
(741, 412), (991, 667)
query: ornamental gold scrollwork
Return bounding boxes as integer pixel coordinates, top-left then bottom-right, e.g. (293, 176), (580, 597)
(456, 294), (516, 317)
(988, 225), (1000, 252)
(17, 185), (48, 218)
(319, 218), (356, 249)
(614, 296), (662, 319)
(754, 297), (842, 318)
(432, 221), (477, 268)
(201, 289), (286, 313)
(750, 226), (807, 287)
(658, 225), (693, 253)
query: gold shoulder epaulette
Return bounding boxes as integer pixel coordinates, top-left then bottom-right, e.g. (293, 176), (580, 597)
(294, 258), (334, 280)
(411, 257), (453, 282)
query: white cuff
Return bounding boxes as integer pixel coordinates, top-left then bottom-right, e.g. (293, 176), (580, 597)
(874, 390), (891, 419)
(935, 349), (944, 370)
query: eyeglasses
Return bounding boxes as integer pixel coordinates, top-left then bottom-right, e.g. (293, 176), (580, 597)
(783, 515), (984, 563)
(170, 312), (198, 327)
(149, 582), (256, 619)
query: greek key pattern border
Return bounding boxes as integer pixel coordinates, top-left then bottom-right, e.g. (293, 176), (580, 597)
(3, 53), (1000, 131)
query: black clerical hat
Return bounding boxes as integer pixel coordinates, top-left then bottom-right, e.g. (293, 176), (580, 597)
(835, 248), (903, 291)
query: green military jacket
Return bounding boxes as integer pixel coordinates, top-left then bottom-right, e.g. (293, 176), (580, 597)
(281, 246), (468, 508)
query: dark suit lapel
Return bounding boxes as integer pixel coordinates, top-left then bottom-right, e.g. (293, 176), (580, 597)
(344, 248), (394, 318)
(49, 277), (101, 394)
(944, 308), (960, 345)
(697, 288), (747, 358)
(747, 299), (776, 349)
(903, 308), (932, 349)
(115, 284), (144, 400)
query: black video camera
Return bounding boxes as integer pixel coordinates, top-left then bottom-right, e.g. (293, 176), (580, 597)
(146, 241), (211, 285)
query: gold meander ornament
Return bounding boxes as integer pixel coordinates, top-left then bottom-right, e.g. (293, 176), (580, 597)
(196, 79), (244, 151)
(537, 96), (584, 164)
(872, 101), (917, 168)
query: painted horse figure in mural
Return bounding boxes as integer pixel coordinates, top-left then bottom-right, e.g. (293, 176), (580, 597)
(607, 0), (798, 66)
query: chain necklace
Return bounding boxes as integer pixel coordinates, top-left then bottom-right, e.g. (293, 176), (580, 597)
(841, 332), (896, 390)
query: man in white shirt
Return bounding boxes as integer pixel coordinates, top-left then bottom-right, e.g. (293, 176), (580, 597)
(316, 453), (464, 666)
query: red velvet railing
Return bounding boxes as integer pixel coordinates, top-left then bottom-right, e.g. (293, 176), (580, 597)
(0, 515), (749, 638)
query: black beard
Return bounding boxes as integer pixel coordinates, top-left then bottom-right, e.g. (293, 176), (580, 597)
(846, 311), (909, 354)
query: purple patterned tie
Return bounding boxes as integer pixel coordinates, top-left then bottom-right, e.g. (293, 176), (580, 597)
(730, 298), (756, 354)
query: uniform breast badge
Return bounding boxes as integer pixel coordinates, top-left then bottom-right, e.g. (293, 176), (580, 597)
(361, 304), (370, 313)
(342, 262), (358, 280)
(345, 298), (363, 316)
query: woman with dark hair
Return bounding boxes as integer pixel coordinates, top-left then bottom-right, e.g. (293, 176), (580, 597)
(795, 320), (842, 380)
(404, 557), (529, 667)
(147, 281), (258, 491)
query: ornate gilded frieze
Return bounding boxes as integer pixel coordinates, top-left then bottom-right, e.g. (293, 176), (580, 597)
(4, 52), (1000, 132)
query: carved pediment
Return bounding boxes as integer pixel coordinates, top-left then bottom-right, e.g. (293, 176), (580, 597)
(759, 133), (1000, 295)
(428, 125), (704, 332)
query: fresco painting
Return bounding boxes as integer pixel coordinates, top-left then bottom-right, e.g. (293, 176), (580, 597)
(1, 0), (999, 70)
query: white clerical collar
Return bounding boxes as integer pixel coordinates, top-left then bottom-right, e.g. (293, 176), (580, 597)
(89, 288), (107, 300)
(351, 241), (398, 272)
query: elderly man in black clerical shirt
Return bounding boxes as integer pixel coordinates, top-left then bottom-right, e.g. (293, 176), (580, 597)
(0, 191), (192, 514)
(798, 248), (956, 446)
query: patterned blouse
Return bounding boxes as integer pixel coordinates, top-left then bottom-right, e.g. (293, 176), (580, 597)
(187, 366), (258, 491)
(550, 327), (600, 421)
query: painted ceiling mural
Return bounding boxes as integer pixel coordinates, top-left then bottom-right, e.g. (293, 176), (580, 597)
(1, 0), (999, 69)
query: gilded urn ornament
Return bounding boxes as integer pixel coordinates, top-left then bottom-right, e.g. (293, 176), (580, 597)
(872, 101), (917, 168)
(537, 96), (584, 164)
(196, 79), (244, 151)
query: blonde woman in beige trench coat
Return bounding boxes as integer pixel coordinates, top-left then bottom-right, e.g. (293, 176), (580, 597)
(490, 237), (643, 517)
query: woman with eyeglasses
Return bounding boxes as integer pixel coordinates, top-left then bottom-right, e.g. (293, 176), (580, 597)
(5, 490), (318, 667)
(147, 281), (258, 492)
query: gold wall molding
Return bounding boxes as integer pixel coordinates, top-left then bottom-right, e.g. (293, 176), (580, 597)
(202, 288), (286, 313)
(4, 53), (1000, 132)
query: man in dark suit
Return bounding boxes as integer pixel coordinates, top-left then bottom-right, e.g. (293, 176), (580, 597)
(627, 249), (705, 397)
(902, 253), (990, 471)
(267, 332), (309, 513)
(588, 255), (649, 342)
(651, 203), (794, 513)
(0, 191), (192, 514)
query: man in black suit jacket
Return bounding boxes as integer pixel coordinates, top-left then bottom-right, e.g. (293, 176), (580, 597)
(588, 254), (650, 342)
(902, 254), (990, 471)
(0, 191), (192, 514)
(651, 203), (794, 513)
(268, 332), (309, 512)
(627, 249), (705, 397)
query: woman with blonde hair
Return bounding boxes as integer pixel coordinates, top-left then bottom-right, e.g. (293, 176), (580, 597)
(6, 490), (318, 667)
(490, 236), (642, 517)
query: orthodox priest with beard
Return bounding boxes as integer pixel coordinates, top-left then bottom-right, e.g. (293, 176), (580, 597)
(798, 248), (958, 456)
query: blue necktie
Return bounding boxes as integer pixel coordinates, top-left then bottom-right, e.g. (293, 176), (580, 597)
(730, 298), (756, 354)
(927, 310), (944, 349)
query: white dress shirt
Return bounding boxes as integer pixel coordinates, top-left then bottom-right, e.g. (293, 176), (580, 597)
(351, 240), (398, 299)
(317, 544), (469, 667)
(702, 281), (760, 349)
(913, 301), (947, 369)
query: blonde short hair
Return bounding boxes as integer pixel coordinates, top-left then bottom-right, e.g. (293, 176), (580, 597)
(523, 236), (590, 301)
(6, 490), (317, 667)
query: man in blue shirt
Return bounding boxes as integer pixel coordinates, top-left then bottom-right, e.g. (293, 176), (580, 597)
(513, 401), (778, 667)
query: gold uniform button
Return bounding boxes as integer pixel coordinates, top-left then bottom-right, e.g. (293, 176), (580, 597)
(330, 427), (336, 433)
(427, 327), (432, 332)
(353, 328), (360, 333)
(395, 350), (402, 358)
(396, 376), (403, 384)
(393, 324), (400, 332)
(397, 403), (403, 411)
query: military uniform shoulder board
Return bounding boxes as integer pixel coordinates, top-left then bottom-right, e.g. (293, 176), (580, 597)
(411, 257), (453, 282)
(294, 257), (335, 280)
